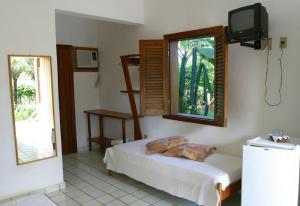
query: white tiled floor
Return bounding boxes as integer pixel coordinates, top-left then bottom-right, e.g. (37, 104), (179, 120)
(47, 150), (240, 206)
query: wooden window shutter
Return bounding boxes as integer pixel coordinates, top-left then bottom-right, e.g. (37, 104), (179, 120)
(139, 40), (168, 116)
(214, 27), (228, 127)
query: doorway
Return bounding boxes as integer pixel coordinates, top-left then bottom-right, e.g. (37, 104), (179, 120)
(56, 45), (78, 154)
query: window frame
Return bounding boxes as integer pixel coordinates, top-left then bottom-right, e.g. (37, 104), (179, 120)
(162, 26), (228, 127)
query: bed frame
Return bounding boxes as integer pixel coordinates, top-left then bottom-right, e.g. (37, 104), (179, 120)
(216, 180), (241, 206)
(107, 169), (241, 206)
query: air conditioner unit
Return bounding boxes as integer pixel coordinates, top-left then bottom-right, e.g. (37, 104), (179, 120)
(76, 49), (98, 69)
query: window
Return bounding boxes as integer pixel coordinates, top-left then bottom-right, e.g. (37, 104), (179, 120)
(169, 36), (216, 118)
(139, 26), (227, 127)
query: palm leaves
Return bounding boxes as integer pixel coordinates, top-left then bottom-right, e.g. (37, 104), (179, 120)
(11, 57), (34, 80)
(11, 57), (35, 106)
(178, 37), (215, 117)
(197, 47), (214, 59)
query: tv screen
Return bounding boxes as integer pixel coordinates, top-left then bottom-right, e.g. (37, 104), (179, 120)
(228, 3), (268, 43)
(230, 9), (255, 32)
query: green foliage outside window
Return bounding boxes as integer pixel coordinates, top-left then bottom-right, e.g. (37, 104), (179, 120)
(15, 104), (37, 121)
(177, 37), (215, 118)
(17, 85), (36, 104)
(10, 57), (37, 121)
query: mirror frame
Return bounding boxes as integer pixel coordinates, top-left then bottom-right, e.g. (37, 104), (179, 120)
(7, 54), (58, 165)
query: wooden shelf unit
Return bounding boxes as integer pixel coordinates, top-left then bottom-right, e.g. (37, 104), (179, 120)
(120, 54), (143, 140)
(84, 109), (133, 149)
(90, 136), (116, 148)
(125, 57), (140, 66)
(85, 109), (133, 120)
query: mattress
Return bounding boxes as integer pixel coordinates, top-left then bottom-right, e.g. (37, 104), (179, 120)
(103, 139), (242, 206)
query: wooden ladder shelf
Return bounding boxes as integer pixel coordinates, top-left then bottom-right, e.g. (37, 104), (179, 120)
(120, 54), (143, 140)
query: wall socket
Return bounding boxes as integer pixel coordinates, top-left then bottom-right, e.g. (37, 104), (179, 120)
(280, 37), (287, 48)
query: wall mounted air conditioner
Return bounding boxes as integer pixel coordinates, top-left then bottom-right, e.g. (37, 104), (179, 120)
(75, 47), (98, 71)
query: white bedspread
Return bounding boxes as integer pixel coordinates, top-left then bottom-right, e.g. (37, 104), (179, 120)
(103, 139), (241, 206)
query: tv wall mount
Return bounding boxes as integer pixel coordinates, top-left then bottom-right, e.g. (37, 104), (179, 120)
(228, 38), (270, 50)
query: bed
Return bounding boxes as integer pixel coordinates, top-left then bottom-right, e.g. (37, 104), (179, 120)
(103, 139), (242, 206)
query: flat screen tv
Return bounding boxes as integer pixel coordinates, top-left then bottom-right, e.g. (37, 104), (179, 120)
(228, 3), (268, 43)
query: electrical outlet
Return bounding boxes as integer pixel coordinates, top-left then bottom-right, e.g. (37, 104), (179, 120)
(280, 37), (287, 48)
(261, 38), (272, 50)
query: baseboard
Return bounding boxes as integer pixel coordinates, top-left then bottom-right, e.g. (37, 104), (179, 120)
(0, 181), (65, 203)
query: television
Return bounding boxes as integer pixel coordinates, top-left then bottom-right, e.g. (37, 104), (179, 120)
(228, 3), (268, 43)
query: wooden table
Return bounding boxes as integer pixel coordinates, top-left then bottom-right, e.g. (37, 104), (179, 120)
(84, 109), (133, 150)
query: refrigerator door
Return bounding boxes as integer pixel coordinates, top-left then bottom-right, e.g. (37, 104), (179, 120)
(242, 145), (299, 206)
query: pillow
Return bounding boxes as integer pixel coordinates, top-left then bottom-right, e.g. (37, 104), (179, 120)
(163, 144), (185, 157)
(183, 143), (216, 161)
(164, 143), (216, 162)
(145, 136), (188, 154)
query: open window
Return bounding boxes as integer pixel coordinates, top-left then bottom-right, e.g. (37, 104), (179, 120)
(140, 26), (228, 127)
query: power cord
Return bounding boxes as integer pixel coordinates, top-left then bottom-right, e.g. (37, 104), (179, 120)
(264, 39), (284, 106)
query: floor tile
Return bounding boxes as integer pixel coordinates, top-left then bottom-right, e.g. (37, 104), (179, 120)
(92, 181), (110, 190)
(80, 186), (103, 195)
(177, 200), (198, 206)
(62, 185), (77, 193)
(73, 181), (92, 188)
(50, 194), (71, 203)
(96, 194), (115, 204)
(110, 189), (127, 198)
(129, 199), (149, 206)
(81, 199), (103, 206)
(153, 191), (171, 199)
(121, 185), (139, 193)
(113, 182), (131, 190)
(58, 199), (80, 206)
(103, 185), (118, 193)
(153, 200), (173, 206)
(87, 190), (106, 199)
(119, 194), (138, 204)
(142, 194), (161, 204)
(72, 194), (93, 204)
(65, 189), (86, 198)
(106, 199), (125, 206)
(131, 190), (149, 198)
(164, 194), (185, 204)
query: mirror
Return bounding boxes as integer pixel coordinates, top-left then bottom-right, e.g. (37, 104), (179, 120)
(8, 55), (57, 165)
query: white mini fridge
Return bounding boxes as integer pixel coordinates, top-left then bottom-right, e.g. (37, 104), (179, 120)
(242, 145), (300, 206)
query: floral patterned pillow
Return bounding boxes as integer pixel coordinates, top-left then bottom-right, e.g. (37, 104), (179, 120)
(145, 136), (188, 154)
(164, 143), (216, 162)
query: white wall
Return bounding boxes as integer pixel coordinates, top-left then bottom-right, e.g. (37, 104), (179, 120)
(0, 0), (144, 200)
(98, 0), (300, 156)
(0, 1), (64, 199)
(54, 0), (144, 25)
(97, 22), (140, 141)
(55, 13), (100, 151)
